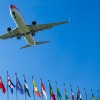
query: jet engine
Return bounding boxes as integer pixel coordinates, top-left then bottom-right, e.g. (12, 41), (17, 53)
(32, 21), (38, 31)
(7, 27), (13, 38)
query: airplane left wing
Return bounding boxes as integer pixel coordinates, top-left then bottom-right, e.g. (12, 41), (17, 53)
(0, 28), (21, 40)
(28, 20), (69, 34)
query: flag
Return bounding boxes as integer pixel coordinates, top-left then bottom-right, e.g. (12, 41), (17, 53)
(0, 76), (6, 93)
(91, 89), (96, 100)
(76, 87), (82, 100)
(70, 85), (74, 100)
(98, 97), (100, 100)
(84, 88), (88, 100)
(92, 93), (96, 100)
(24, 78), (30, 97)
(16, 76), (24, 94)
(64, 84), (70, 100)
(41, 81), (47, 100)
(32, 79), (41, 97)
(49, 81), (56, 100)
(56, 86), (62, 100)
(7, 75), (15, 94)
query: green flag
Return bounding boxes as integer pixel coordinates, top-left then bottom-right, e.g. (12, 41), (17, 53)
(56, 86), (62, 100)
(24, 78), (30, 97)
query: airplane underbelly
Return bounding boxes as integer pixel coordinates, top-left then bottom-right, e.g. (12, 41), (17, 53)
(24, 34), (35, 46)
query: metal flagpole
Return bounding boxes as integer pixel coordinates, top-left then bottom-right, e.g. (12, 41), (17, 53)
(23, 75), (26, 100)
(48, 80), (51, 100)
(64, 83), (66, 100)
(32, 76), (35, 100)
(15, 73), (18, 100)
(40, 78), (43, 100)
(55, 81), (58, 100)
(97, 90), (99, 99)
(7, 71), (9, 100)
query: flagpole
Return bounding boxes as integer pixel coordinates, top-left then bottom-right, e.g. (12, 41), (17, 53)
(32, 76), (35, 100)
(64, 83), (66, 100)
(55, 81), (58, 100)
(97, 90), (99, 99)
(40, 78), (43, 100)
(23, 75), (26, 100)
(15, 73), (18, 100)
(48, 80), (51, 100)
(7, 71), (9, 100)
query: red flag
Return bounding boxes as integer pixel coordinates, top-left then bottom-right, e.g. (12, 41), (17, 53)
(0, 77), (6, 93)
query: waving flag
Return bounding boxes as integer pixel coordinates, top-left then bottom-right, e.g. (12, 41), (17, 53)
(32, 79), (41, 97)
(70, 85), (74, 100)
(56, 86), (62, 100)
(7, 75), (15, 94)
(0, 76), (6, 93)
(41, 80), (47, 100)
(24, 77), (30, 97)
(91, 89), (96, 100)
(84, 88), (88, 100)
(64, 84), (70, 100)
(49, 81), (56, 100)
(16, 76), (24, 94)
(76, 87), (82, 100)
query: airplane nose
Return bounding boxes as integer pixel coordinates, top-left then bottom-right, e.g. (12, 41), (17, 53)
(10, 5), (16, 9)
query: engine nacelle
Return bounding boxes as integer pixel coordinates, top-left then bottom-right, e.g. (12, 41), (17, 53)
(7, 27), (13, 38)
(32, 21), (38, 31)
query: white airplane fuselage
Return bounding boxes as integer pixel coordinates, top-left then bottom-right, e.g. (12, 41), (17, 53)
(10, 5), (35, 46)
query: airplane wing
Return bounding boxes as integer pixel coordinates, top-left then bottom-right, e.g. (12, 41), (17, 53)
(28, 20), (69, 33)
(0, 28), (21, 40)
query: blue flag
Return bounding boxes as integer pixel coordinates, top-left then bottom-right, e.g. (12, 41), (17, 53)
(16, 76), (24, 94)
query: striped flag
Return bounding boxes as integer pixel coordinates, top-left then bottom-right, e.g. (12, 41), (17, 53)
(41, 80), (47, 100)
(7, 75), (15, 94)
(32, 79), (41, 97)
(70, 85), (74, 100)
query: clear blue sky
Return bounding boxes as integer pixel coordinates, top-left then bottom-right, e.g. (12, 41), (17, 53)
(0, 0), (100, 100)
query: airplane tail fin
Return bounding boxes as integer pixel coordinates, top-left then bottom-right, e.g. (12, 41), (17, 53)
(20, 41), (50, 49)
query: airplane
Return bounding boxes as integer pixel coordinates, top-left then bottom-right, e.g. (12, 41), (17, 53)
(0, 4), (69, 49)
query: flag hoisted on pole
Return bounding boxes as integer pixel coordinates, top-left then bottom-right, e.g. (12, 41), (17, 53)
(23, 74), (31, 100)
(48, 80), (56, 100)
(7, 71), (15, 100)
(15, 73), (24, 100)
(55, 81), (62, 100)
(91, 89), (96, 100)
(70, 84), (74, 100)
(64, 83), (70, 100)
(84, 88), (88, 100)
(76, 86), (82, 100)
(0, 76), (6, 93)
(32, 76), (35, 100)
(97, 90), (100, 100)
(40, 78), (47, 100)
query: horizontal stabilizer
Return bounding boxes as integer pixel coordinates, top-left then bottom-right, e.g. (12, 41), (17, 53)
(20, 44), (31, 49)
(20, 41), (50, 49)
(36, 41), (50, 45)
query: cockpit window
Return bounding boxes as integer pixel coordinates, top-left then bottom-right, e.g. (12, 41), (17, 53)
(12, 12), (15, 15)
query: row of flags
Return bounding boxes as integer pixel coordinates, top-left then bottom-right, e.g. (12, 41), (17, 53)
(0, 72), (100, 100)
